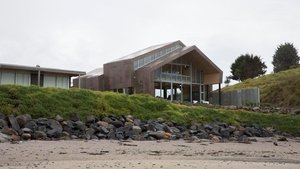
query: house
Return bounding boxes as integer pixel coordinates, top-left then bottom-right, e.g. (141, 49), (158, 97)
(73, 40), (223, 103)
(0, 63), (85, 89)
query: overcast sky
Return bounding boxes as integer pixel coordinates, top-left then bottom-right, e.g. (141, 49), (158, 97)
(1, 0), (299, 84)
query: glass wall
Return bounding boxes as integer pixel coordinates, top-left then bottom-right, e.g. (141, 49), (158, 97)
(133, 44), (183, 70)
(44, 74), (69, 88)
(0, 70), (30, 86)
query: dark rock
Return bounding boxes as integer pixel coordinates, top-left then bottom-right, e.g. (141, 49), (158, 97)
(24, 121), (38, 132)
(0, 133), (10, 143)
(149, 131), (171, 139)
(111, 120), (123, 128)
(196, 130), (208, 139)
(220, 127), (230, 138)
(209, 134), (220, 143)
(22, 128), (33, 133)
(204, 124), (213, 131)
(74, 121), (86, 131)
(97, 121), (109, 127)
(190, 125), (198, 130)
(85, 128), (95, 140)
(96, 133), (106, 139)
(86, 115), (96, 124)
(55, 115), (64, 122)
(0, 119), (8, 129)
(115, 131), (124, 140)
(11, 134), (20, 142)
(98, 126), (109, 134)
(189, 130), (198, 135)
(130, 126), (142, 135)
(36, 118), (48, 125)
(0, 113), (6, 120)
(170, 127), (181, 133)
(133, 119), (141, 126)
(8, 115), (21, 133)
(102, 117), (113, 124)
(16, 114), (32, 128)
(238, 135), (250, 143)
(1, 127), (18, 135)
(46, 119), (63, 137)
(34, 131), (47, 140)
(228, 126), (236, 133)
(69, 112), (80, 122)
(107, 130), (116, 139)
(21, 133), (31, 140)
(211, 124), (220, 136)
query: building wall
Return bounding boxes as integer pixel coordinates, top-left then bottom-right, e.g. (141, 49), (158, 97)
(0, 69), (70, 89)
(0, 69), (31, 86)
(103, 60), (133, 90)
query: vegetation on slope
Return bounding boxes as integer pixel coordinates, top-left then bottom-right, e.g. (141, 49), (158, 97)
(223, 67), (300, 107)
(0, 85), (300, 134)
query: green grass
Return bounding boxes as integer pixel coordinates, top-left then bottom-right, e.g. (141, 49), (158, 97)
(0, 85), (300, 134)
(223, 67), (300, 107)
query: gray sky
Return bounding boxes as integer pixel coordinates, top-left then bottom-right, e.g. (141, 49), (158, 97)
(1, 0), (300, 83)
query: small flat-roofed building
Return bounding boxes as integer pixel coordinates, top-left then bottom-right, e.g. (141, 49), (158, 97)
(74, 40), (223, 103)
(0, 63), (85, 89)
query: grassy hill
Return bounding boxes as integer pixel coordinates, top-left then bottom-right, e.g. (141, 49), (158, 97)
(223, 67), (300, 107)
(0, 85), (300, 134)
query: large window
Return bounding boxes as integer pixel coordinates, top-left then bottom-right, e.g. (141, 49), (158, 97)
(0, 70), (30, 86)
(133, 44), (183, 70)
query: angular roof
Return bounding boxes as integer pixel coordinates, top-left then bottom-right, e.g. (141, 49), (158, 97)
(108, 41), (185, 63)
(0, 63), (86, 76)
(137, 45), (223, 83)
(81, 67), (103, 78)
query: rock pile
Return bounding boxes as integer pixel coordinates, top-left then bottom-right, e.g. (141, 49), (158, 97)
(0, 113), (277, 143)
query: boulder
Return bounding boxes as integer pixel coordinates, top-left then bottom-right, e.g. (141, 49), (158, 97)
(97, 121), (109, 127)
(85, 128), (95, 140)
(209, 134), (220, 143)
(74, 121), (86, 131)
(69, 112), (80, 122)
(0, 113), (6, 120)
(8, 115), (20, 133)
(86, 115), (96, 124)
(107, 130), (116, 139)
(22, 128), (33, 133)
(111, 120), (123, 128)
(55, 115), (64, 122)
(220, 127), (230, 138)
(24, 121), (38, 132)
(238, 135), (250, 143)
(115, 131), (124, 140)
(98, 126), (110, 134)
(96, 133), (107, 139)
(0, 132), (10, 143)
(1, 127), (18, 136)
(0, 119), (8, 129)
(47, 119), (63, 131)
(102, 117), (113, 124)
(21, 133), (31, 140)
(133, 119), (141, 126)
(130, 126), (142, 135)
(34, 131), (47, 140)
(204, 124), (213, 131)
(196, 130), (208, 139)
(16, 114), (32, 128)
(149, 131), (171, 139)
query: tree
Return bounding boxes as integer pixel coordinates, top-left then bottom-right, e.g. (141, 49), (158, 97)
(272, 43), (299, 73)
(224, 76), (231, 86)
(230, 54), (267, 81)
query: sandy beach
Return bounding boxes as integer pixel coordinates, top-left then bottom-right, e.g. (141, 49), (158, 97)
(0, 137), (300, 169)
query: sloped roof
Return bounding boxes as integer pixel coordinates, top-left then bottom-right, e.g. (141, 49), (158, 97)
(108, 41), (183, 63)
(0, 63), (85, 76)
(81, 67), (103, 78)
(138, 45), (223, 82)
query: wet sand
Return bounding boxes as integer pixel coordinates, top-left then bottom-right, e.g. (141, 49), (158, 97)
(0, 137), (299, 169)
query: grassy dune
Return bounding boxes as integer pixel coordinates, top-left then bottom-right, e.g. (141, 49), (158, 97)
(0, 85), (300, 134)
(223, 67), (300, 107)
